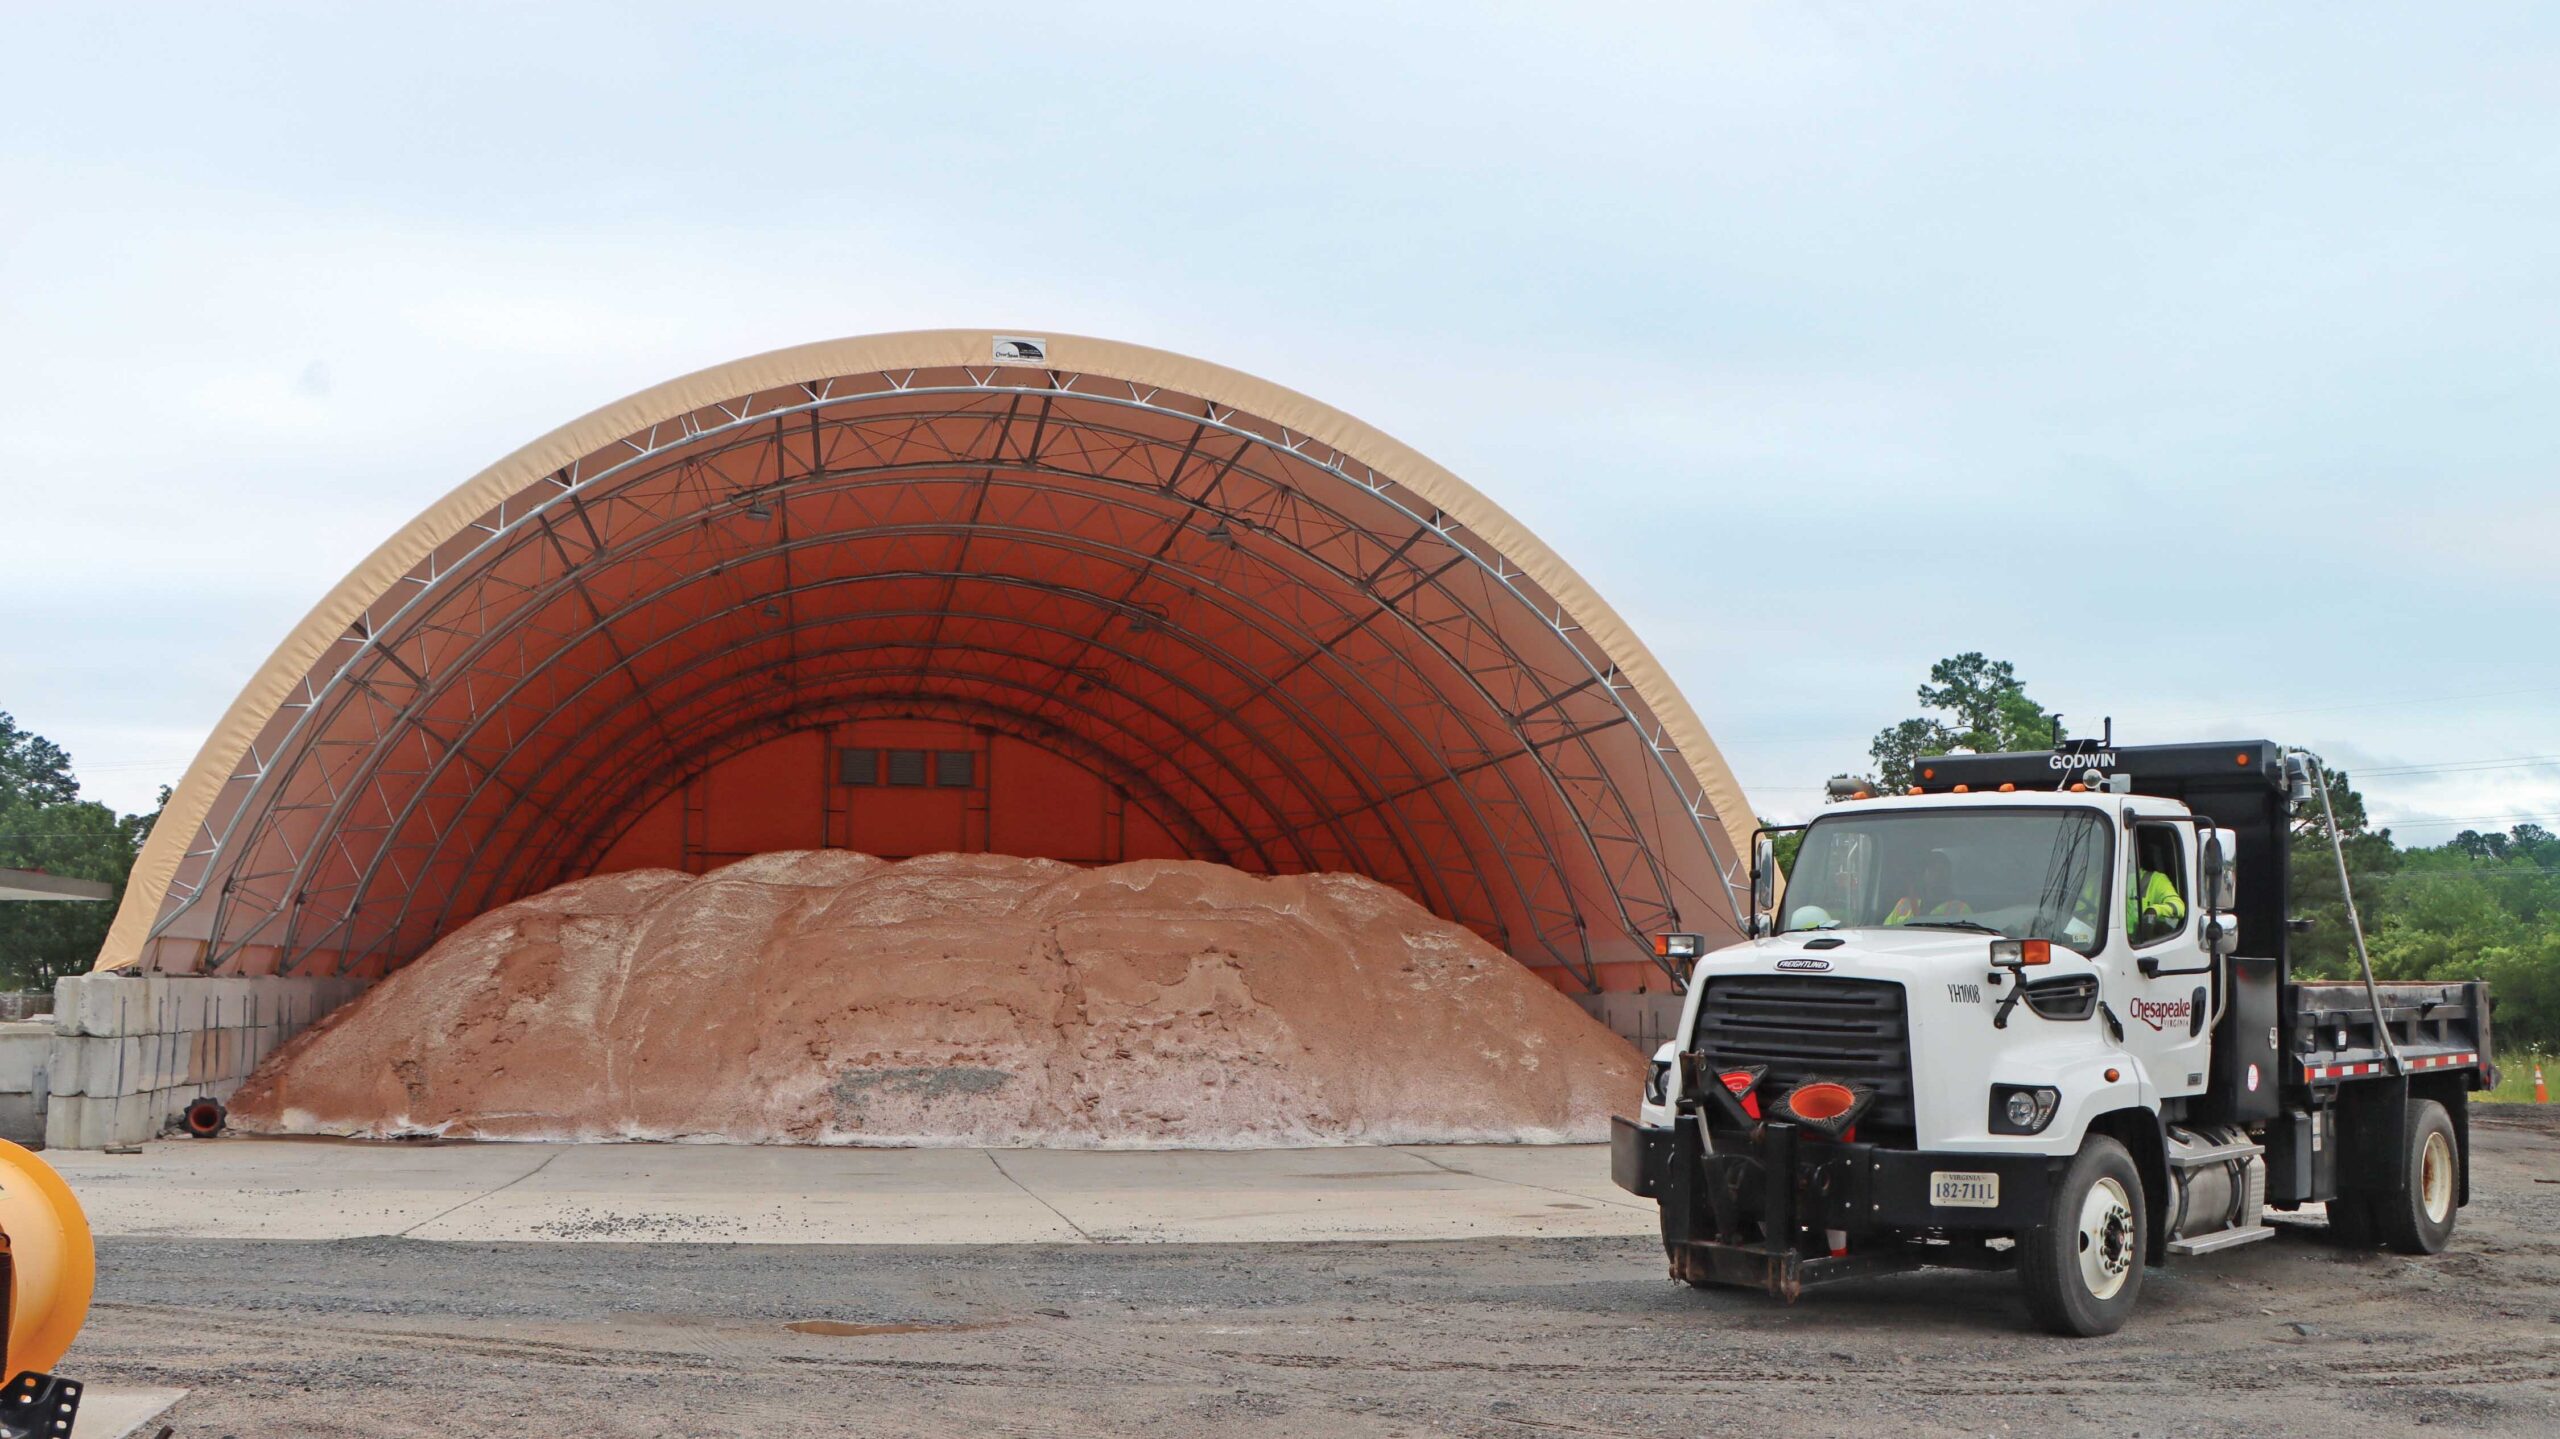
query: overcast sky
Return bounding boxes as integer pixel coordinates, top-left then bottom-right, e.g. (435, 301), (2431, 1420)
(3, 4), (2554, 841)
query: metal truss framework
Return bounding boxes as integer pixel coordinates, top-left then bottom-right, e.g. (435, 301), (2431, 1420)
(143, 367), (1746, 989)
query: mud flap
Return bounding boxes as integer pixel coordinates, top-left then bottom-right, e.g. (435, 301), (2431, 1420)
(2335, 1076), (2413, 1205)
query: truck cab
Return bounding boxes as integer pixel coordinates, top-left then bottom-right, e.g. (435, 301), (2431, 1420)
(1613, 739), (2494, 1335)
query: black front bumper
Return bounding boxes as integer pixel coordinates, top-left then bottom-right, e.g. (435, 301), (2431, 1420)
(1611, 1114), (1679, 1197)
(1612, 1115), (2066, 1296)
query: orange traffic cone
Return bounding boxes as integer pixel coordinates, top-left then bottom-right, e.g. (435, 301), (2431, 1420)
(2537, 1064), (2549, 1104)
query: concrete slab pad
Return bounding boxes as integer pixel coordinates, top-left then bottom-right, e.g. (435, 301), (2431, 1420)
(998, 1144), (1652, 1242)
(1394, 1143), (1652, 1206)
(71, 1385), (185, 1438)
(47, 1138), (1653, 1245)
(404, 1144), (1087, 1244)
(46, 1139), (560, 1239)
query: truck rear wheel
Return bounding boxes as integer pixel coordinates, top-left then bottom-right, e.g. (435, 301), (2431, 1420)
(2374, 1099), (2459, 1255)
(2019, 1135), (2146, 1337)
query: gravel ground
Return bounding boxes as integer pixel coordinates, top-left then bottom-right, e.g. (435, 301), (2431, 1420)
(76, 1105), (2560, 1438)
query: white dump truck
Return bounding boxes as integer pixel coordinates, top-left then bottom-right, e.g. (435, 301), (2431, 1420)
(1612, 738), (2496, 1335)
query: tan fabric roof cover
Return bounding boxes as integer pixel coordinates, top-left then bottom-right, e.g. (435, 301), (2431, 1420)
(97, 331), (1753, 985)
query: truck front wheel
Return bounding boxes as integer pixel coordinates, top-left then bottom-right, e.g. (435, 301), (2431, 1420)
(2374, 1098), (2459, 1255)
(2019, 1135), (2147, 1337)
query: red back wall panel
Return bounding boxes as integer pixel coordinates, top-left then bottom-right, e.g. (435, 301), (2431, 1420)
(581, 721), (1207, 877)
(593, 792), (683, 875)
(701, 730), (827, 861)
(988, 737), (1109, 861)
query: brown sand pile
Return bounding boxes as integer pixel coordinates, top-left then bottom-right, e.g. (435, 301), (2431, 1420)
(229, 853), (1643, 1147)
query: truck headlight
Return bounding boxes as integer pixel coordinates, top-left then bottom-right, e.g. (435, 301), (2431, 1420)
(1990, 1084), (2060, 1134)
(1644, 1059), (1672, 1106)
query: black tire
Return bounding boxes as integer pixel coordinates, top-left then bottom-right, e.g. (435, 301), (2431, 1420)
(2019, 1134), (2146, 1337)
(2374, 1099), (2460, 1255)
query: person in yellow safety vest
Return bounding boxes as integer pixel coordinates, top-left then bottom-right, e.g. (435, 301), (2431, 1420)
(2127, 866), (2187, 939)
(1885, 851), (1972, 927)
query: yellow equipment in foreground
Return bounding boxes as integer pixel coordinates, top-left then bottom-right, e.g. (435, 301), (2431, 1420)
(0, 1139), (93, 1434)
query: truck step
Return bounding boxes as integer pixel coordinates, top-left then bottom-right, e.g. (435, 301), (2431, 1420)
(2166, 1141), (2263, 1168)
(2166, 1224), (2276, 1256)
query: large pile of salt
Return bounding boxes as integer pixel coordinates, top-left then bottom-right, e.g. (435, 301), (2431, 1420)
(229, 852), (1643, 1147)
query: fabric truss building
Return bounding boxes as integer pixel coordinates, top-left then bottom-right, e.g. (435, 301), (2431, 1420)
(96, 331), (1754, 997)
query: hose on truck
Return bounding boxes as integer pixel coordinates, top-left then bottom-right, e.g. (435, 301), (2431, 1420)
(2290, 749), (2403, 1078)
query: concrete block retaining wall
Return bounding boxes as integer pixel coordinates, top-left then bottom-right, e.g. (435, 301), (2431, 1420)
(39, 975), (368, 1149)
(0, 1020), (53, 1146)
(0, 992), (54, 1022)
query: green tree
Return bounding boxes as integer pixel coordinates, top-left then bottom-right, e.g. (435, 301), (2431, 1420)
(1863, 652), (2065, 793)
(2362, 824), (2560, 1051)
(2447, 822), (2560, 867)
(0, 713), (78, 807)
(0, 714), (165, 990)
(2284, 765), (2402, 979)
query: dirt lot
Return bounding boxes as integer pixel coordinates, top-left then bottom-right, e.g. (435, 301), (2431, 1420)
(76, 1106), (2560, 1438)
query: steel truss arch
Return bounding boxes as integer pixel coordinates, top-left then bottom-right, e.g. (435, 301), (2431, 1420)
(227, 491), (1616, 982)
(376, 514), (1607, 972)
(103, 332), (1755, 994)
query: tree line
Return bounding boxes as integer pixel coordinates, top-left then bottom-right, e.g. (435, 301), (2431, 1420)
(0, 712), (161, 990)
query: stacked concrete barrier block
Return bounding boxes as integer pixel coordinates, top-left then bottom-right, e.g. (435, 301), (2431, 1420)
(0, 1020), (53, 1145)
(39, 975), (368, 1149)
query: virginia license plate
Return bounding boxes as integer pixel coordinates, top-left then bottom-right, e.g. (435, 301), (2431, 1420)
(1930, 1171), (2000, 1208)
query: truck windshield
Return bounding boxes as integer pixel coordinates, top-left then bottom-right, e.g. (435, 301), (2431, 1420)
(1780, 807), (2113, 955)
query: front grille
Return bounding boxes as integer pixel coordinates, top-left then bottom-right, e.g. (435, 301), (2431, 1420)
(1693, 975), (1916, 1138)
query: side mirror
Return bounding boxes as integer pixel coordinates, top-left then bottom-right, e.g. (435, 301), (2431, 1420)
(1750, 832), (1777, 936)
(2200, 915), (2238, 958)
(2200, 830), (2238, 911)
(2198, 831), (2239, 957)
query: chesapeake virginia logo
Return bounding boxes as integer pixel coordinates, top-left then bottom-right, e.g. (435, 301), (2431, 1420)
(2130, 997), (2193, 1031)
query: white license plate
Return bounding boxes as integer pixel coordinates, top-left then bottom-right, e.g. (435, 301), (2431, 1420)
(1930, 1171), (2000, 1208)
